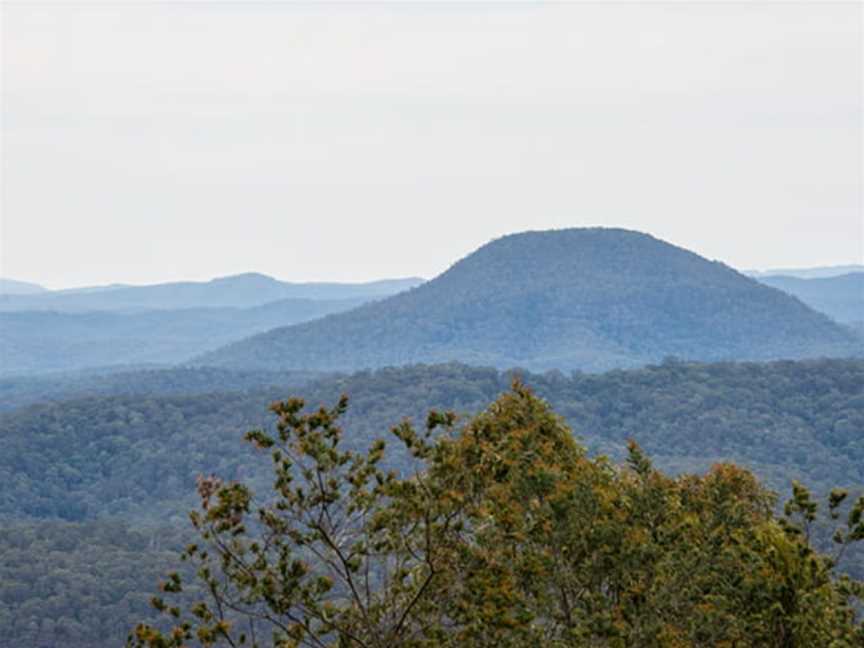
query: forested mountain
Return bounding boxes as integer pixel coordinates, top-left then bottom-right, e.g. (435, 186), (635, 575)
(0, 297), (368, 375)
(3, 359), (862, 524)
(198, 229), (860, 372)
(754, 272), (863, 324)
(0, 278), (45, 295)
(0, 273), (424, 312)
(2, 240), (861, 647)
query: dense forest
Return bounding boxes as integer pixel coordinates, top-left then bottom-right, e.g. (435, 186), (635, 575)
(198, 230), (860, 372)
(2, 359), (863, 647)
(0, 521), (193, 648)
(129, 386), (864, 647)
(4, 359), (861, 524)
(0, 366), (328, 413)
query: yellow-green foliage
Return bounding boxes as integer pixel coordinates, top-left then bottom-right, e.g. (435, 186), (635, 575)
(129, 384), (864, 648)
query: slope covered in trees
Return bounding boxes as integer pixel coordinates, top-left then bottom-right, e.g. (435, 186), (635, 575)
(3, 360), (863, 648)
(0, 366), (328, 413)
(131, 385), (864, 647)
(197, 229), (860, 373)
(3, 359), (862, 525)
(0, 520), (193, 648)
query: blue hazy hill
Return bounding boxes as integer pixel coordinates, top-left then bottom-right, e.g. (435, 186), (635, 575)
(197, 228), (861, 373)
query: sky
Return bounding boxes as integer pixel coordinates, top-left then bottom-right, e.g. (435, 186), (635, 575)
(1, 1), (861, 289)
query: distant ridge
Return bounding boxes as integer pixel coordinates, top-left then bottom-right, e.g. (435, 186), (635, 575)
(0, 273), (425, 312)
(746, 264), (864, 279)
(754, 273), (863, 324)
(196, 228), (861, 372)
(0, 297), (373, 375)
(0, 278), (46, 295)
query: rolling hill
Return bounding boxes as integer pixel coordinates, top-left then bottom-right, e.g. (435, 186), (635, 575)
(0, 273), (424, 313)
(754, 272), (863, 324)
(0, 297), (370, 375)
(196, 228), (861, 372)
(3, 359), (862, 524)
(0, 366), (329, 412)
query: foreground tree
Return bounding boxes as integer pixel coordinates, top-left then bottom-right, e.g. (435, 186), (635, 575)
(129, 383), (864, 648)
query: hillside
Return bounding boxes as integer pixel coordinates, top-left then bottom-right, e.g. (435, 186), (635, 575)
(197, 229), (861, 372)
(0, 297), (369, 375)
(3, 359), (863, 648)
(0, 520), (193, 648)
(0, 273), (424, 312)
(3, 359), (862, 524)
(0, 366), (328, 412)
(755, 272), (863, 324)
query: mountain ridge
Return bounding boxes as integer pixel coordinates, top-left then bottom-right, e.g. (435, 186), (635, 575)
(753, 272), (863, 324)
(0, 273), (425, 312)
(0, 296), (376, 375)
(3, 359), (862, 524)
(196, 228), (860, 372)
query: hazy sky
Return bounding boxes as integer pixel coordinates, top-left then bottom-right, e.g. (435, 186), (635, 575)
(2, 1), (861, 289)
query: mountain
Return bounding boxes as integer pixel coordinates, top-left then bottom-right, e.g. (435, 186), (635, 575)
(746, 264), (864, 279)
(196, 228), (861, 373)
(0, 296), (373, 376)
(754, 273), (863, 324)
(0, 273), (424, 313)
(0, 278), (46, 295)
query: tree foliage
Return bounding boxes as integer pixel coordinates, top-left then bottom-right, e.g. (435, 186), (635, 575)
(130, 385), (864, 647)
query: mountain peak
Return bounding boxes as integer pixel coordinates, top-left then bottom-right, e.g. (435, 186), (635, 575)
(209, 272), (281, 286)
(196, 228), (859, 373)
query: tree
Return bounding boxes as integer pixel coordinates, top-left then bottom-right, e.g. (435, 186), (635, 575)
(129, 383), (864, 647)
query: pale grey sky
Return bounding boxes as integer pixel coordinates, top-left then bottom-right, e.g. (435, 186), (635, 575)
(1, 1), (861, 289)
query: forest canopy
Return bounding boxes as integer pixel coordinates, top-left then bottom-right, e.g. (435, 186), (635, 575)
(130, 384), (864, 648)
(3, 359), (862, 525)
(3, 360), (864, 648)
